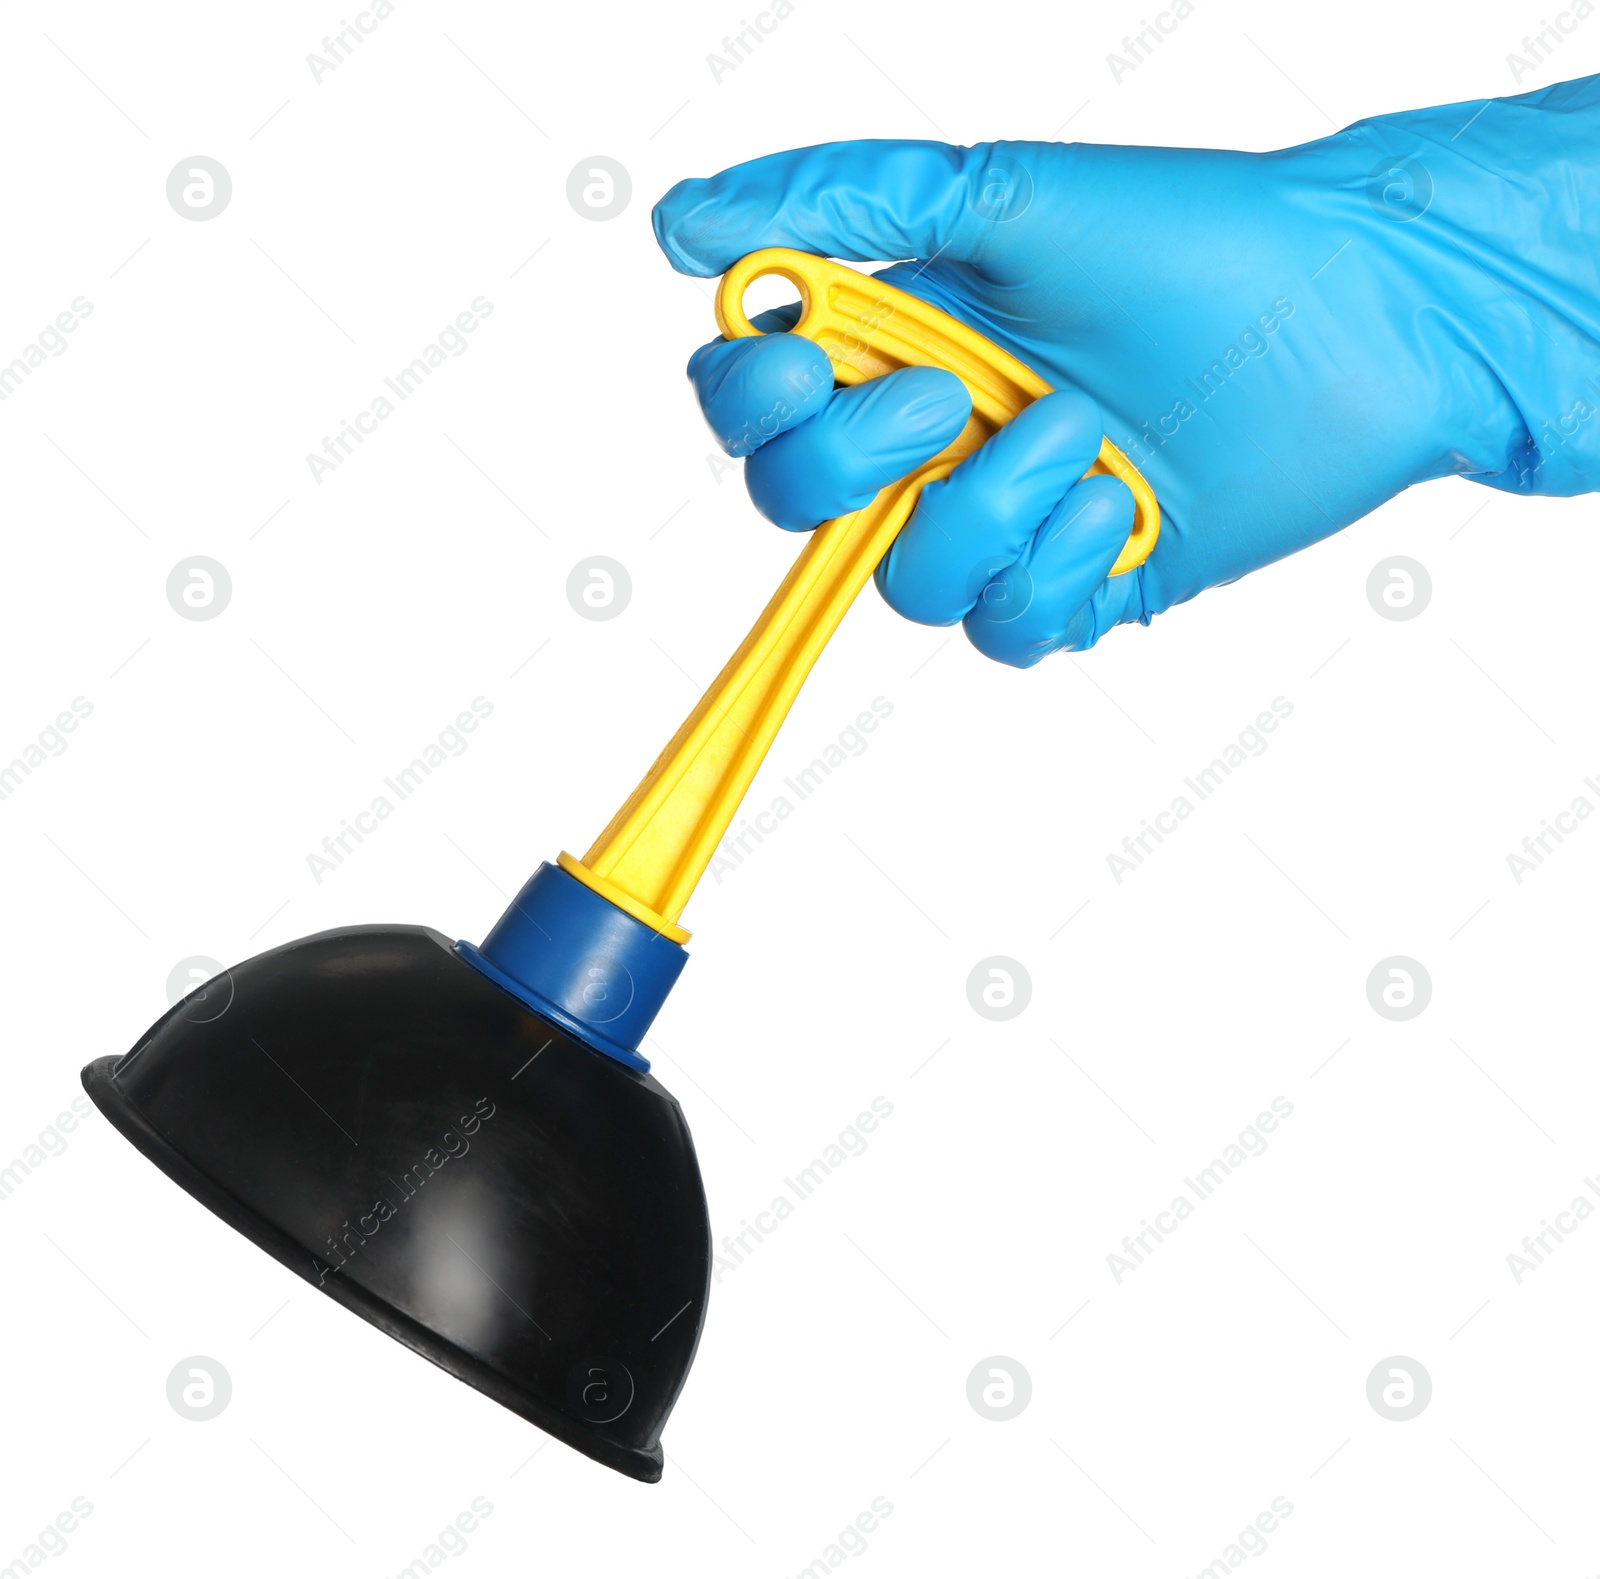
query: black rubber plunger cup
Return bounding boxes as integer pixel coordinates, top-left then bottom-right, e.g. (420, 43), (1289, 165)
(83, 863), (708, 1482)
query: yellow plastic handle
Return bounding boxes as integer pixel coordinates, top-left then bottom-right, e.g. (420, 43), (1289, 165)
(561, 248), (1161, 941)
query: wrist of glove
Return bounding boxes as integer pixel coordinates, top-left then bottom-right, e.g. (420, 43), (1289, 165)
(1290, 75), (1600, 499)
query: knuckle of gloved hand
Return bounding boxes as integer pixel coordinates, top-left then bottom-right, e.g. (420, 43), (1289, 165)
(959, 474), (1138, 664)
(874, 565), (966, 629)
(873, 365), (972, 437)
(966, 625), (1054, 669)
(962, 573), (1078, 668)
(822, 368), (970, 478)
(745, 424), (879, 530)
(1059, 471), (1136, 532)
(874, 501), (978, 627)
(1034, 386), (1104, 437)
(747, 368), (969, 533)
(691, 332), (834, 457)
(961, 582), (1058, 668)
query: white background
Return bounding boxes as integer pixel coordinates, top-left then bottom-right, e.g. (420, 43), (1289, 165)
(3, 1), (1598, 1575)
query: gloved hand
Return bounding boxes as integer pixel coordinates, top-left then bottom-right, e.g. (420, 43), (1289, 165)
(654, 75), (1600, 665)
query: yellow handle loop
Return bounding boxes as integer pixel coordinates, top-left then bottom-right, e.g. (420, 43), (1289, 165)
(561, 249), (1161, 941)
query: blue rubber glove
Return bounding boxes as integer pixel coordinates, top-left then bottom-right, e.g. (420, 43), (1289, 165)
(655, 75), (1600, 665)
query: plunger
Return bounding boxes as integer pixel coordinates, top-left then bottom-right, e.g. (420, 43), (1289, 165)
(81, 249), (1159, 1481)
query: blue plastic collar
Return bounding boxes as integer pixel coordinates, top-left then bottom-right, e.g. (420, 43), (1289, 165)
(455, 861), (688, 1073)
